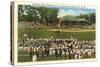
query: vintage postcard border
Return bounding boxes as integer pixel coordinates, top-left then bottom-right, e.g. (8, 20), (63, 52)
(11, 1), (98, 66)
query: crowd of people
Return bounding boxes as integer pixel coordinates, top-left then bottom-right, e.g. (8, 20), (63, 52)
(18, 34), (96, 60)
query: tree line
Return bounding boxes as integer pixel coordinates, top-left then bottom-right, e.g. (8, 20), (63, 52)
(18, 5), (59, 25)
(77, 13), (95, 24)
(18, 5), (95, 25)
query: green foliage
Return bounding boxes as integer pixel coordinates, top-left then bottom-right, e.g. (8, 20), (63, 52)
(18, 5), (59, 24)
(77, 13), (96, 24)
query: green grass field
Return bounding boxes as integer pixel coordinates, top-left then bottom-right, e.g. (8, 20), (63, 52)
(18, 50), (69, 62)
(18, 50), (32, 62)
(18, 28), (95, 40)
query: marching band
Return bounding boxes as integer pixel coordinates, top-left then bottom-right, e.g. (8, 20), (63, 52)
(18, 34), (96, 61)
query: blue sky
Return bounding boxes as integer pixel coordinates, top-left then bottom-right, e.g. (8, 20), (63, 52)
(48, 6), (95, 17)
(59, 7), (95, 17)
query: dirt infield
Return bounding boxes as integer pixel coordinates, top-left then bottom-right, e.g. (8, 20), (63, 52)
(47, 29), (95, 32)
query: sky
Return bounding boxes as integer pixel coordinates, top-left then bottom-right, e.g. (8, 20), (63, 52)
(56, 6), (95, 17)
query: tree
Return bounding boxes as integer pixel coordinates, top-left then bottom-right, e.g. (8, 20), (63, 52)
(18, 5), (59, 25)
(77, 13), (95, 24)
